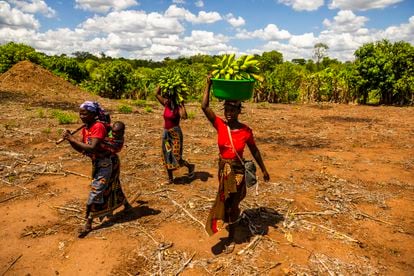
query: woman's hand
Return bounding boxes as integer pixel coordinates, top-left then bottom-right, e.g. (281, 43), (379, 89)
(62, 129), (74, 142)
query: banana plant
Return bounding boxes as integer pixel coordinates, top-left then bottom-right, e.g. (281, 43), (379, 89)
(211, 54), (264, 82)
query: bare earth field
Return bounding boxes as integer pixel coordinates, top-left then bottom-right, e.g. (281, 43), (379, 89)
(0, 62), (413, 275)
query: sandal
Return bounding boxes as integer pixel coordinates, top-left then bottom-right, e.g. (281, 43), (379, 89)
(78, 222), (92, 238)
(188, 164), (195, 179)
(223, 242), (235, 254)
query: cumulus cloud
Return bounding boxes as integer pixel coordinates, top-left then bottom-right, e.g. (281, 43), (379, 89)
(236, 24), (291, 40)
(81, 10), (184, 34)
(323, 10), (368, 33)
(172, 0), (185, 4)
(225, 13), (245, 28)
(0, 1), (40, 29)
(75, 0), (139, 13)
(328, 0), (403, 11)
(381, 15), (414, 44)
(289, 32), (317, 48)
(9, 0), (56, 17)
(278, 0), (324, 11)
(165, 5), (221, 24)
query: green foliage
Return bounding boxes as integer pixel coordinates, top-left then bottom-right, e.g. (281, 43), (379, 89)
(186, 110), (196, 119)
(118, 104), (133, 114)
(0, 42), (44, 73)
(131, 99), (148, 107)
(86, 61), (133, 99)
(144, 106), (153, 113)
(259, 50), (283, 71)
(354, 40), (414, 105)
(43, 55), (88, 84)
(51, 110), (78, 124)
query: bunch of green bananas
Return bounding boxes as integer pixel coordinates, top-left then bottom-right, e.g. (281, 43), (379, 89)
(158, 70), (189, 103)
(211, 54), (263, 82)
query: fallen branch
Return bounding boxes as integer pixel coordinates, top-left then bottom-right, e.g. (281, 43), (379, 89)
(237, 235), (262, 255)
(53, 206), (82, 213)
(166, 196), (207, 234)
(302, 220), (360, 244)
(1, 254), (23, 276)
(293, 210), (338, 216)
(313, 253), (334, 276)
(0, 193), (24, 204)
(175, 252), (196, 276)
(63, 170), (90, 179)
(259, 262), (281, 274)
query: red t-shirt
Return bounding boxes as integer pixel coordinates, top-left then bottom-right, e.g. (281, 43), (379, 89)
(163, 104), (180, 130)
(213, 116), (255, 159)
(82, 121), (107, 145)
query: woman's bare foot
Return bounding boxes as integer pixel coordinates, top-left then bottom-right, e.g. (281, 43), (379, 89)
(78, 220), (92, 238)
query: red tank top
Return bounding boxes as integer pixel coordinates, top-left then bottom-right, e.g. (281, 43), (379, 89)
(163, 104), (180, 129)
(213, 116), (255, 159)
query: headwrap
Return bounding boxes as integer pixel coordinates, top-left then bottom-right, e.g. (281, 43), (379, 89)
(80, 101), (99, 113)
(80, 101), (109, 123)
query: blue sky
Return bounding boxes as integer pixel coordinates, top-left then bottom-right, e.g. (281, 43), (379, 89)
(1, 0), (413, 61)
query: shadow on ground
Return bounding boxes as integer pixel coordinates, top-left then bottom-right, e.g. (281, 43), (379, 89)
(211, 207), (284, 255)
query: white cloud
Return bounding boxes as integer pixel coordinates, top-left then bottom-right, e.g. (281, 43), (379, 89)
(75, 0), (139, 13)
(323, 10), (368, 33)
(278, 0), (324, 11)
(195, 0), (204, 8)
(236, 24), (291, 40)
(328, 0), (403, 11)
(9, 0), (56, 17)
(0, 1), (39, 29)
(226, 13), (245, 28)
(289, 32), (317, 48)
(381, 15), (414, 44)
(165, 5), (221, 24)
(172, 0), (185, 4)
(81, 10), (184, 34)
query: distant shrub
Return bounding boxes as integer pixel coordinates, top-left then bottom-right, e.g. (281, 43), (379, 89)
(187, 110), (196, 119)
(51, 110), (77, 124)
(118, 104), (133, 114)
(131, 99), (147, 107)
(144, 106), (153, 113)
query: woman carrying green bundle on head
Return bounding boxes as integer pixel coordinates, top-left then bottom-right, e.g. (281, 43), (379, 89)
(155, 86), (195, 184)
(201, 76), (270, 253)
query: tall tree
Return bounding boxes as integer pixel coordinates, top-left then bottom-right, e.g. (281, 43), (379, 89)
(313, 43), (329, 70)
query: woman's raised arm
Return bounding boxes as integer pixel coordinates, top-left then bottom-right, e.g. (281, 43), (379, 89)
(201, 76), (216, 124)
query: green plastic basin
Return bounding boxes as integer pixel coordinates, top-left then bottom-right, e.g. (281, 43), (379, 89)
(211, 78), (255, 101)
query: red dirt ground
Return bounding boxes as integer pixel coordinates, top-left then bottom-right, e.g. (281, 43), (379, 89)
(0, 61), (413, 275)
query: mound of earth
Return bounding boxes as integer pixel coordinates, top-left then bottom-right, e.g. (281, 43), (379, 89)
(0, 60), (101, 108)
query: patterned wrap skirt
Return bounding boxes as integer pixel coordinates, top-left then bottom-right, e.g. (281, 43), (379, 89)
(161, 126), (183, 170)
(88, 154), (127, 219)
(205, 158), (247, 236)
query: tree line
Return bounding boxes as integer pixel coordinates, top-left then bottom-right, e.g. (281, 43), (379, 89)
(0, 40), (413, 105)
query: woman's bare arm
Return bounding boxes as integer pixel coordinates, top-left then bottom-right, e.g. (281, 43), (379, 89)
(201, 76), (216, 124)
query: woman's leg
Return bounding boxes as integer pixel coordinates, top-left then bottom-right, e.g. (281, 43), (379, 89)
(167, 169), (174, 183)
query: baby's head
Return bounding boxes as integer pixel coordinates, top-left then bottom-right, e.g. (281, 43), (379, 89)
(112, 121), (125, 138)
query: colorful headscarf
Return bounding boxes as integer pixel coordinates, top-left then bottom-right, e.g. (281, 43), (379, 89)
(80, 101), (109, 123)
(80, 101), (99, 113)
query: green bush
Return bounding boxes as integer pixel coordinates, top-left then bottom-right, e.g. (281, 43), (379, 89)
(131, 99), (147, 107)
(51, 110), (78, 124)
(118, 104), (133, 113)
(144, 106), (153, 113)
